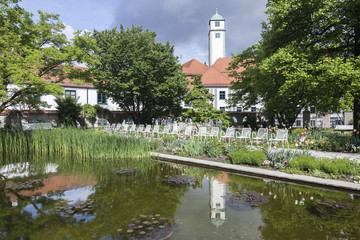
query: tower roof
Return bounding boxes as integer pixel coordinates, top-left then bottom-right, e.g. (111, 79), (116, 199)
(211, 9), (224, 21)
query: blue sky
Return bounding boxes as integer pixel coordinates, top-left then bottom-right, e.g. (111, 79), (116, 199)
(19, 0), (268, 65)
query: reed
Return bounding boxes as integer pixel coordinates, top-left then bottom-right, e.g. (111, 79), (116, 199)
(0, 128), (150, 160)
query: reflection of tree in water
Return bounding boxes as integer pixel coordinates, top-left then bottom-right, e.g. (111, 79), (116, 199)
(226, 174), (360, 239)
(0, 157), (204, 239)
(258, 183), (360, 239)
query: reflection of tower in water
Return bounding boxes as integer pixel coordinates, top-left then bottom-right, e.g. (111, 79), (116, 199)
(209, 174), (227, 227)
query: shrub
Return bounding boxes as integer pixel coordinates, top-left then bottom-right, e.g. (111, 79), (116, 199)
(289, 156), (319, 172)
(181, 140), (205, 156)
(314, 134), (359, 152)
(230, 150), (266, 166)
(318, 158), (360, 175)
(55, 96), (83, 127)
(204, 140), (225, 158)
(265, 149), (311, 168)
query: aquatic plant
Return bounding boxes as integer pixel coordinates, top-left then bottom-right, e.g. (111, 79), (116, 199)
(0, 128), (150, 160)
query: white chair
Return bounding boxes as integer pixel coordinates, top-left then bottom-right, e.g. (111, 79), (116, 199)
(114, 123), (122, 133)
(128, 124), (136, 135)
(269, 129), (289, 148)
(151, 125), (160, 138)
(183, 125), (194, 139)
(135, 124), (144, 136)
(208, 127), (219, 139)
(236, 128), (252, 143)
(142, 125), (152, 136)
(252, 128), (268, 145)
(195, 126), (207, 141)
(168, 124), (180, 138)
(161, 125), (171, 137)
(221, 127), (235, 144)
(119, 124), (129, 135)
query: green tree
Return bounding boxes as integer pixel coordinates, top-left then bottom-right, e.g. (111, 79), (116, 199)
(0, 0), (96, 113)
(183, 75), (232, 127)
(55, 96), (82, 127)
(89, 26), (187, 124)
(229, 0), (360, 130)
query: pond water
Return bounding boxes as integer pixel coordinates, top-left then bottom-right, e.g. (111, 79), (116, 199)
(0, 156), (360, 239)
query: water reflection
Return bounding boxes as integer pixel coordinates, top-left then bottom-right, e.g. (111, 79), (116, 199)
(209, 174), (227, 227)
(0, 158), (360, 239)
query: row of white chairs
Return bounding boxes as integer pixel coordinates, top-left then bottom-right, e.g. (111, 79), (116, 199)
(220, 127), (289, 148)
(104, 123), (289, 148)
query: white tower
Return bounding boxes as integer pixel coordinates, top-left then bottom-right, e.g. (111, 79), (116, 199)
(210, 177), (226, 227)
(208, 9), (226, 66)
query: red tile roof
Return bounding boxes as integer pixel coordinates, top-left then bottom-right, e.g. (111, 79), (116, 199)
(183, 57), (243, 87)
(201, 66), (231, 86)
(42, 66), (95, 88)
(182, 59), (209, 75)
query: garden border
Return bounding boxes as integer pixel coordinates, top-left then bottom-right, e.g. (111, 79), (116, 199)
(151, 152), (360, 192)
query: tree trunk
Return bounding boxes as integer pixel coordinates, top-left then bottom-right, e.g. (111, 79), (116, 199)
(354, 93), (360, 132)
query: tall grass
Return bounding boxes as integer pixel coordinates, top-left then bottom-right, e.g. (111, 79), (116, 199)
(0, 128), (150, 160)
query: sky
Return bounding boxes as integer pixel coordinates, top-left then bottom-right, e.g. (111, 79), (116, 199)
(19, 0), (268, 65)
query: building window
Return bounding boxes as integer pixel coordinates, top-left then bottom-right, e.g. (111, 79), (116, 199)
(97, 92), (107, 104)
(220, 107), (225, 111)
(251, 107), (256, 112)
(296, 120), (302, 127)
(215, 33), (220, 38)
(310, 120), (316, 127)
(215, 213), (221, 218)
(184, 101), (191, 107)
(215, 21), (220, 27)
(237, 107), (242, 112)
(219, 91), (226, 100)
(65, 90), (76, 99)
(310, 106), (316, 114)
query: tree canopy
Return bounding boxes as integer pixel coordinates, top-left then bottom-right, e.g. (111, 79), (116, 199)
(89, 26), (187, 124)
(183, 75), (232, 127)
(228, 0), (360, 130)
(0, 0), (96, 113)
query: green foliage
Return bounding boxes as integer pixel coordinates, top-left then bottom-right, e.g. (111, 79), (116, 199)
(204, 140), (225, 158)
(0, 0), (96, 113)
(318, 158), (360, 175)
(289, 155), (360, 176)
(180, 140), (205, 157)
(55, 96), (82, 127)
(230, 149), (266, 166)
(82, 104), (96, 118)
(288, 156), (320, 172)
(265, 149), (310, 168)
(183, 75), (232, 127)
(314, 134), (360, 153)
(0, 128), (150, 159)
(90, 25), (187, 124)
(228, 0), (360, 130)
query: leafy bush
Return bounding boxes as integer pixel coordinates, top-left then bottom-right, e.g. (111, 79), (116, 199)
(181, 140), (205, 156)
(230, 150), (266, 166)
(318, 158), (360, 175)
(55, 96), (83, 127)
(288, 156), (320, 172)
(265, 149), (311, 168)
(204, 140), (224, 158)
(314, 134), (359, 153)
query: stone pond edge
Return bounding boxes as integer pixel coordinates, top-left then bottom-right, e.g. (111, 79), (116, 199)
(151, 152), (360, 192)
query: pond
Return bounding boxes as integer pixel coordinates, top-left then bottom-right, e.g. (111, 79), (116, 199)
(0, 156), (359, 239)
